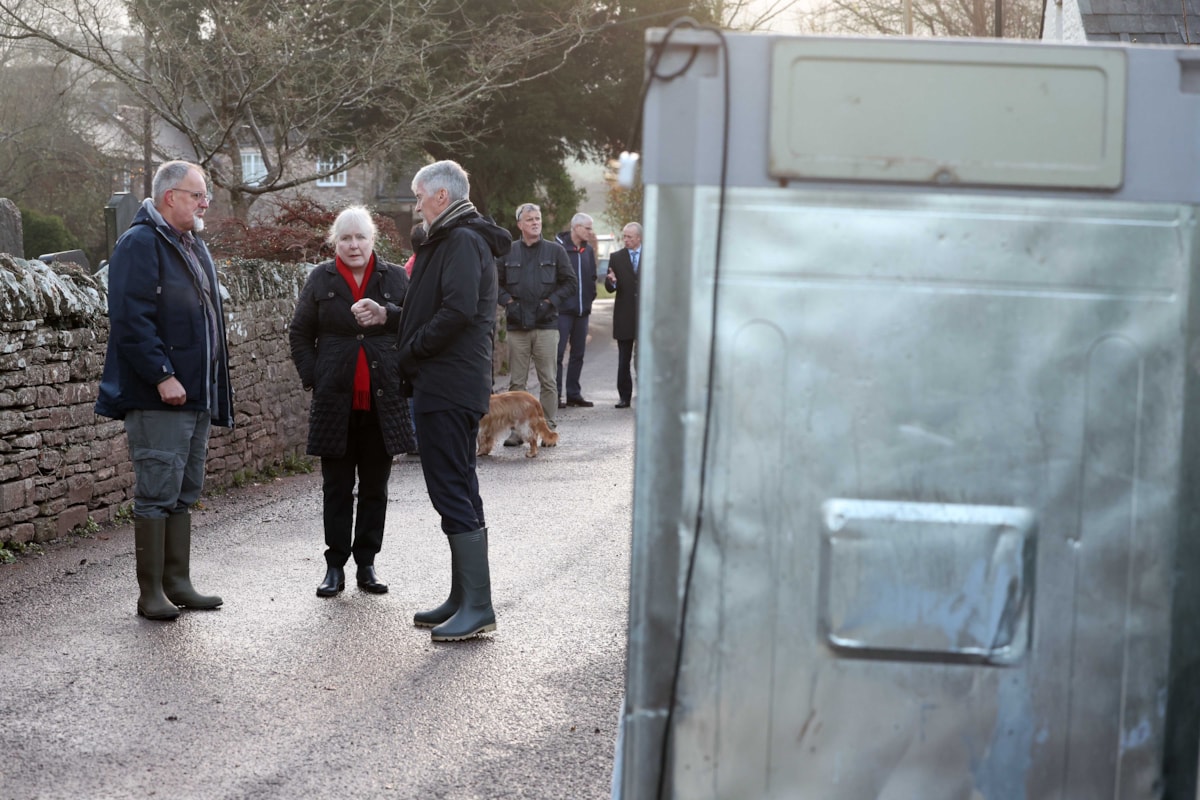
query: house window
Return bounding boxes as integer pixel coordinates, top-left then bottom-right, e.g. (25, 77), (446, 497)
(316, 155), (348, 187)
(241, 151), (267, 186)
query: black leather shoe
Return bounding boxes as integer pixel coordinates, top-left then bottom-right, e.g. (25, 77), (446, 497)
(566, 397), (594, 407)
(557, 399), (567, 409)
(615, 401), (631, 408)
(356, 565), (388, 594)
(317, 566), (345, 597)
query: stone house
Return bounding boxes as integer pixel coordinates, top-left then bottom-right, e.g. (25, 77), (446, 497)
(89, 79), (422, 241)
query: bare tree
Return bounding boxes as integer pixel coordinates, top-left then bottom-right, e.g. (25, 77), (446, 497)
(0, 0), (595, 217)
(801, 0), (1042, 39)
(0, 7), (121, 260)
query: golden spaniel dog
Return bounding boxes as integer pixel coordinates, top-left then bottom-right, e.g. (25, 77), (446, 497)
(477, 391), (559, 458)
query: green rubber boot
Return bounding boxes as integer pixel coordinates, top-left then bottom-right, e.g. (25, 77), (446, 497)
(413, 540), (461, 628)
(134, 518), (180, 621)
(431, 528), (496, 642)
(163, 512), (223, 609)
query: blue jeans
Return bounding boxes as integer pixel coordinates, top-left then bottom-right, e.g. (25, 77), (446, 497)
(124, 409), (211, 519)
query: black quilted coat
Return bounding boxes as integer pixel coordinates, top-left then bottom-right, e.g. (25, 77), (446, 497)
(288, 257), (415, 457)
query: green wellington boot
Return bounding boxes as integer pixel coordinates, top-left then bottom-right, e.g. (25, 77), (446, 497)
(413, 540), (462, 628)
(431, 528), (496, 642)
(134, 518), (180, 621)
(162, 512), (223, 609)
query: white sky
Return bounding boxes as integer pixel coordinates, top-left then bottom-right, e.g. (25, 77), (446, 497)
(728, 0), (825, 33)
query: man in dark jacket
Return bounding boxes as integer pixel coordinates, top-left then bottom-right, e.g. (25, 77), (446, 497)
(498, 203), (575, 428)
(95, 160), (232, 621)
(397, 159), (512, 642)
(604, 221), (642, 408)
(554, 213), (598, 409)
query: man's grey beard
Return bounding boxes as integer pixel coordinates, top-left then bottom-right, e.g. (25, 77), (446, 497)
(192, 215), (205, 233)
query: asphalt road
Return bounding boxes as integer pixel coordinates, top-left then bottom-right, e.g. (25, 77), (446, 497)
(0, 299), (633, 800)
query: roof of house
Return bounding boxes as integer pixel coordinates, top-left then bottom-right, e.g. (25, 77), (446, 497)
(1076, 0), (1200, 43)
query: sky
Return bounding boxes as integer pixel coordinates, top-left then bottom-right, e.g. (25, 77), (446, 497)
(729, 0), (825, 32)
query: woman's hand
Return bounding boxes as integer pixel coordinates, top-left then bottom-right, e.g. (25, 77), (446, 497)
(351, 298), (386, 327)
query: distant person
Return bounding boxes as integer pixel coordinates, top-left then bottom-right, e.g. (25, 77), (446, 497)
(401, 224), (426, 454)
(289, 206), (414, 598)
(397, 159), (512, 641)
(404, 224), (426, 278)
(605, 222), (641, 409)
(95, 159), (231, 621)
(498, 203), (575, 433)
(554, 213), (598, 409)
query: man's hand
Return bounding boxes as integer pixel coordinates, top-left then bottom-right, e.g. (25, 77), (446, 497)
(158, 376), (186, 406)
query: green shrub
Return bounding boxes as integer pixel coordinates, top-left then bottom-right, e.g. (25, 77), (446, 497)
(20, 206), (80, 259)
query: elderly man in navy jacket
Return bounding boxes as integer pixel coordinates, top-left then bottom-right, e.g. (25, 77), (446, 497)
(95, 160), (233, 621)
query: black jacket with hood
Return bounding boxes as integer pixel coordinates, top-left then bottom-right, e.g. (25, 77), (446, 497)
(397, 200), (511, 417)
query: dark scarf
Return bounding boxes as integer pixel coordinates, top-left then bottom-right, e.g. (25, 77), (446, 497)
(335, 253), (376, 411)
(425, 198), (477, 239)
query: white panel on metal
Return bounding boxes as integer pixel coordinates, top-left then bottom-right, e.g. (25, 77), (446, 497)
(769, 39), (1127, 189)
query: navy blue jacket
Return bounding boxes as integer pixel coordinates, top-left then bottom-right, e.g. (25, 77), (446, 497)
(95, 202), (234, 426)
(555, 231), (597, 317)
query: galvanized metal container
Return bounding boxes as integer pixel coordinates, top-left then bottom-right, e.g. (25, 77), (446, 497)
(620, 31), (1200, 800)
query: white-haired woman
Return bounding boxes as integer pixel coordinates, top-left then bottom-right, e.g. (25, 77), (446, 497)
(289, 206), (414, 597)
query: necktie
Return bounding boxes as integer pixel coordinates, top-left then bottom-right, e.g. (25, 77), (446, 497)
(632, 250), (639, 272)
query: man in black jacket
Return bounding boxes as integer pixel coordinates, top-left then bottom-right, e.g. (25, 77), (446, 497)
(498, 203), (576, 429)
(397, 159), (512, 642)
(554, 213), (598, 409)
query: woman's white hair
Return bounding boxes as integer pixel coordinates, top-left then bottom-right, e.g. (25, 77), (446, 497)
(327, 205), (377, 246)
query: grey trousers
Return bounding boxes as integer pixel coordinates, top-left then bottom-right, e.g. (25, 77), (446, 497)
(124, 409), (211, 519)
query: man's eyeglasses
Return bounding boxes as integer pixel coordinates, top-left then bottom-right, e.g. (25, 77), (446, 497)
(172, 188), (213, 203)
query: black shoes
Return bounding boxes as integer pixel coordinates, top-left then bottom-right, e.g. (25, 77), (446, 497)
(317, 566), (345, 597)
(557, 398), (567, 409)
(317, 565), (387, 595)
(615, 401), (631, 408)
(565, 397), (594, 407)
(356, 565), (388, 594)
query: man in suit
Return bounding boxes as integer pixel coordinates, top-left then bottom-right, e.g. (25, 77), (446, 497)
(604, 222), (641, 408)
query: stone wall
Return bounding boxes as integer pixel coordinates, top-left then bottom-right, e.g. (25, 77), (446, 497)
(0, 253), (310, 546)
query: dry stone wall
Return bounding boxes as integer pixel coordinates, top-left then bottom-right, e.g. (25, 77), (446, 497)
(0, 253), (311, 546)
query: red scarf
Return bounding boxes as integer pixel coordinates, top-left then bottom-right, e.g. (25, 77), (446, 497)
(335, 253), (376, 411)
